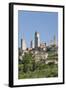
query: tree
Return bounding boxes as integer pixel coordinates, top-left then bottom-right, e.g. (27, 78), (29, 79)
(32, 59), (36, 71)
(22, 52), (33, 73)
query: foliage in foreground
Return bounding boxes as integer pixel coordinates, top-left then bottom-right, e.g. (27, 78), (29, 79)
(18, 51), (58, 79)
(18, 62), (58, 79)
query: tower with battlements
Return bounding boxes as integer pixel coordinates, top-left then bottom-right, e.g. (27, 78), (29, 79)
(31, 40), (34, 48)
(21, 34), (26, 50)
(35, 32), (40, 48)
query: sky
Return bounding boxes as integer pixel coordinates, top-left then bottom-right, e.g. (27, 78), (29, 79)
(18, 10), (58, 48)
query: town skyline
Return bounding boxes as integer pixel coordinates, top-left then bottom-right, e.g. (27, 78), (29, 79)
(18, 10), (58, 48)
(21, 31), (57, 50)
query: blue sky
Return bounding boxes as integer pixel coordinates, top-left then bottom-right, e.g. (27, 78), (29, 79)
(18, 10), (58, 48)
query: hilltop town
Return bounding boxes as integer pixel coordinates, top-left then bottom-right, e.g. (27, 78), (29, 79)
(19, 32), (58, 64)
(18, 32), (58, 79)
